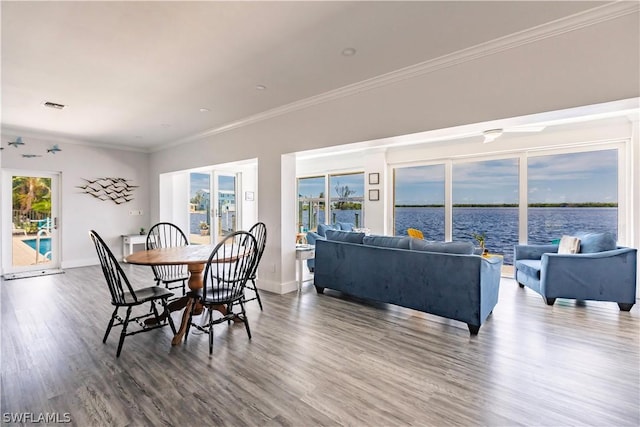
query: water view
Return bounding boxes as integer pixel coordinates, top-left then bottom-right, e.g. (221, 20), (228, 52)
(395, 206), (617, 264)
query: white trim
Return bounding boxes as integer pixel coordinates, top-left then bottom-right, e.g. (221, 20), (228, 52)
(157, 2), (639, 151)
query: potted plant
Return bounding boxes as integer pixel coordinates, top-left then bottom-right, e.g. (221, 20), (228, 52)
(472, 232), (488, 254)
(139, 227), (145, 235)
(199, 221), (210, 236)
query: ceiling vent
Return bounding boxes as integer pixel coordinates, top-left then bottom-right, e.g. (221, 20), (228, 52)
(43, 101), (66, 110)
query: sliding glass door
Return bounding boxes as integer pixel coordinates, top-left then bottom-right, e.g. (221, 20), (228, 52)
(391, 145), (621, 266)
(527, 149), (618, 244)
(394, 164), (445, 241)
(453, 158), (519, 263)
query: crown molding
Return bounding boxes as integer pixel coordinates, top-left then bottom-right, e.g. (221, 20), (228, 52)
(154, 1), (639, 152)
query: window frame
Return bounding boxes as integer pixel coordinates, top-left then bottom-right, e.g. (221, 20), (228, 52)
(389, 140), (629, 246)
(297, 170), (365, 230)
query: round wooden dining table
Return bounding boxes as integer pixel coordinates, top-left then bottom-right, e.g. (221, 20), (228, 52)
(125, 244), (219, 345)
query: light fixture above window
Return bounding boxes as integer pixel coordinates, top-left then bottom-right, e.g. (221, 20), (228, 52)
(482, 128), (503, 143)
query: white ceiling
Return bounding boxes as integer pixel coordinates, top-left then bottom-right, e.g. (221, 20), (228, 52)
(1, 1), (613, 151)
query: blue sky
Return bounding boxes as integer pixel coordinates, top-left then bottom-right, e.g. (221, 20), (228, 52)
(394, 150), (617, 205)
(190, 173), (235, 198)
(298, 173), (364, 198)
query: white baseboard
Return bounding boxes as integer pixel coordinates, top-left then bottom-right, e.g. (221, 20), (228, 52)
(256, 278), (299, 294)
(61, 258), (98, 269)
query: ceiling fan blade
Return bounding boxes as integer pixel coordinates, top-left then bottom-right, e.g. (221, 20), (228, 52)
(505, 125), (547, 133)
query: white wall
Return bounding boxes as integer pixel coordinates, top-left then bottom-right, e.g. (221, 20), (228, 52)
(148, 13), (639, 294)
(1, 135), (150, 270)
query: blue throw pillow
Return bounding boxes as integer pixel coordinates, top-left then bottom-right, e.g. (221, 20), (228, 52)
(317, 223), (338, 237)
(576, 232), (617, 253)
(325, 229), (365, 244)
(337, 222), (354, 231)
(409, 238), (475, 254)
(362, 235), (410, 249)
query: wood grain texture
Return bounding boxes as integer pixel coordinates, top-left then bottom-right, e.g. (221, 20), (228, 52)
(125, 245), (218, 266)
(1, 265), (638, 426)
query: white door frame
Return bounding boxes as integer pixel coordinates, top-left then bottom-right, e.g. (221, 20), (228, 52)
(1, 169), (61, 275)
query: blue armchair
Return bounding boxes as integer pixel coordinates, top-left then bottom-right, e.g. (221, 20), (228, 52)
(514, 237), (637, 311)
(305, 223), (354, 272)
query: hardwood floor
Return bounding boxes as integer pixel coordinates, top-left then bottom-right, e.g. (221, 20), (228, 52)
(1, 265), (638, 426)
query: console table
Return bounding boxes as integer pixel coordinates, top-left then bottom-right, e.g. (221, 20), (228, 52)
(121, 234), (147, 261)
(295, 245), (315, 291)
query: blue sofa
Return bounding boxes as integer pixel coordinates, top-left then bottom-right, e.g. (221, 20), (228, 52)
(313, 231), (503, 335)
(514, 232), (637, 310)
(305, 222), (354, 272)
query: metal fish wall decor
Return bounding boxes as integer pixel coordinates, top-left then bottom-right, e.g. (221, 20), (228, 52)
(77, 177), (138, 204)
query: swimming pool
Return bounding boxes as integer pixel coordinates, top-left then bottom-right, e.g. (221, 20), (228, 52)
(23, 237), (51, 258)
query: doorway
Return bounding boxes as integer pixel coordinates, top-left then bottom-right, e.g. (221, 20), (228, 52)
(187, 171), (241, 245)
(2, 170), (60, 274)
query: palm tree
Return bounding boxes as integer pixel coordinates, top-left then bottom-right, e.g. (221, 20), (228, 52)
(12, 177), (51, 215)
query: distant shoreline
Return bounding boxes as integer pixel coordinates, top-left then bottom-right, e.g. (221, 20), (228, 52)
(395, 203), (618, 208)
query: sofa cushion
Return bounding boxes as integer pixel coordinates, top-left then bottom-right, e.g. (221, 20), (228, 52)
(363, 235), (410, 249)
(409, 238), (475, 254)
(337, 222), (355, 231)
(576, 232), (617, 253)
(325, 229), (365, 244)
(515, 259), (542, 280)
(317, 223), (338, 237)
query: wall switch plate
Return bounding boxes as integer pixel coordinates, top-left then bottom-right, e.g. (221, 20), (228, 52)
(129, 210), (143, 216)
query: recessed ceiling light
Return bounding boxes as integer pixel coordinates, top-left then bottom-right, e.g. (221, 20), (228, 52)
(341, 47), (357, 57)
(255, 85), (267, 90)
(199, 108), (210, 113)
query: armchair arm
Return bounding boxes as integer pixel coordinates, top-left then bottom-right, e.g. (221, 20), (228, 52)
(305, 231), (324, 246)
(514, 244), (558, 261)
(541, 247), (637, 302)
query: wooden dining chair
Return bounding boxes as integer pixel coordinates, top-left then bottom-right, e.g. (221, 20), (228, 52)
(185, 231), (258, 354)
(90, 230), (176, 357)
(243, 222), (267, 310)
(146, 222), (189, 296)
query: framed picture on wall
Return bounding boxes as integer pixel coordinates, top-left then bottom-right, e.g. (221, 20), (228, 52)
(368, 173), (380, 185)
(368, 189), (380, 201)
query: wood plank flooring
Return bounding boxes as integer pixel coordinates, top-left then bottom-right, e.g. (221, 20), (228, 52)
(1, 265), (638, 426)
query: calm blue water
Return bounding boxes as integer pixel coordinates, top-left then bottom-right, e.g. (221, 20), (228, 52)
(189, 212), (235, 234)
(395, 207), (617, 265)
(23, 237), (51, 258)
(190, 212), (208, 233)
(301, 209), (363, 229)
